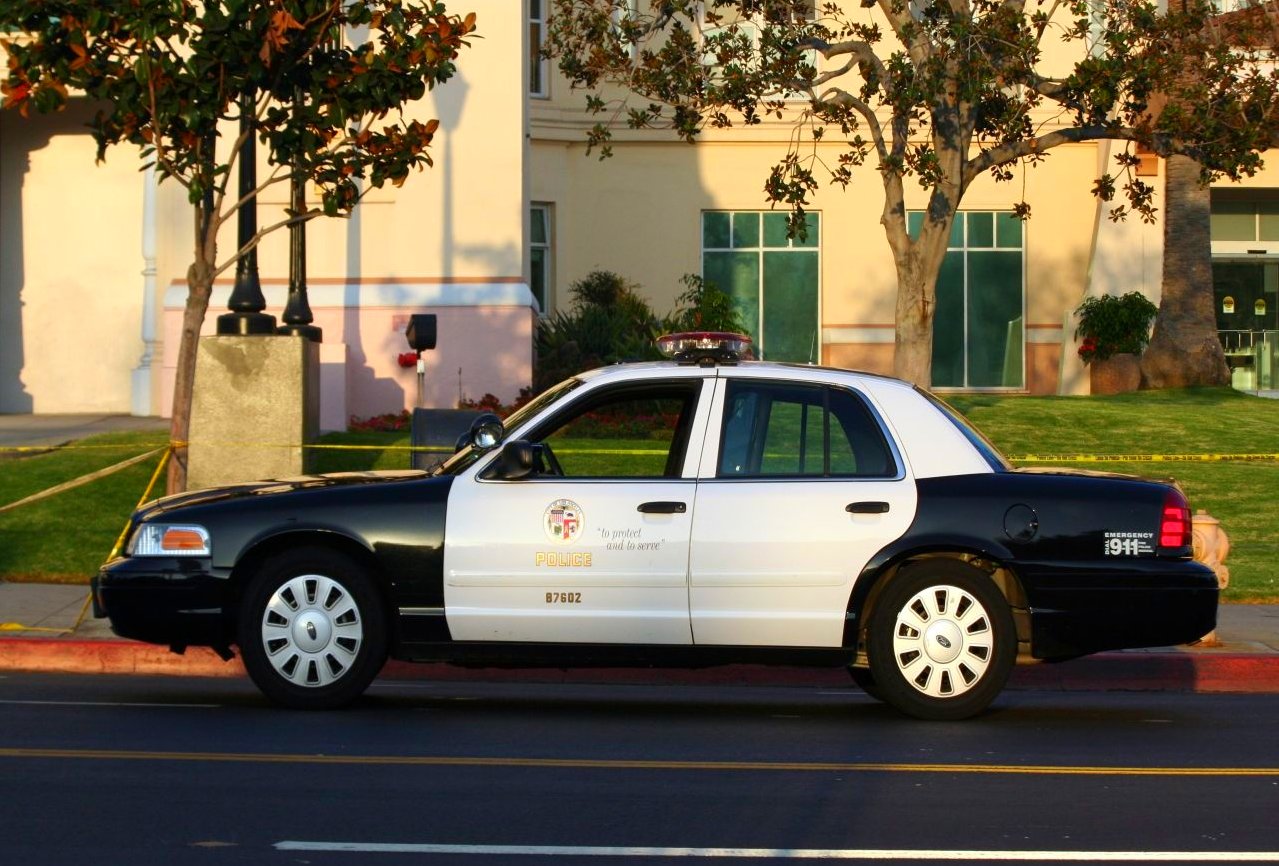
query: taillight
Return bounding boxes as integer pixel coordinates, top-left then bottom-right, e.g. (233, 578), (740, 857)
(1158, 489), (1192, 551)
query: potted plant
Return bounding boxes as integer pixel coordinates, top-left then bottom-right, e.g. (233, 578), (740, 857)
(1074, 292), (1158, 394)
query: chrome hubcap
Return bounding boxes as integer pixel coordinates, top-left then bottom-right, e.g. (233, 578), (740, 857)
(260, 574), (363, 688)
(891, 584), (993, 698)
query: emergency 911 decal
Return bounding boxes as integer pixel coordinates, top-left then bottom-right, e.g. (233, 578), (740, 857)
(1104, 531), (1154, 556)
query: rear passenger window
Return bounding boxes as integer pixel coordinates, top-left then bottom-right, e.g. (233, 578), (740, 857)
(718, 381), (896, 479)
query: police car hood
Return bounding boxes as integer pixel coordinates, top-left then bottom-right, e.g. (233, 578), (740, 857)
(136, 470), (435, 521)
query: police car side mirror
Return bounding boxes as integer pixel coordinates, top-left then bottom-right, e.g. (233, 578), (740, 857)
(488, 439), (538, 480)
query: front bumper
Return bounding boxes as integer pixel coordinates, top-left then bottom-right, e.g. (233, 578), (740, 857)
(93, 556), (234, 648)
(1020, 559), (1219, 660)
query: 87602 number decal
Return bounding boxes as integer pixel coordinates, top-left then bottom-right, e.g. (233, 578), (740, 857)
(546, 592), (582, 604)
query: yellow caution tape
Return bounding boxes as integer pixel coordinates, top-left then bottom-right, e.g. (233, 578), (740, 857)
(105, 447), (172, 562)
(0, 442), (169, 453)
(0, 448), (166, 515)
(1009, 453), (1279, 463)
(0, 448), (172, 635)
(166, 440), (452, 453)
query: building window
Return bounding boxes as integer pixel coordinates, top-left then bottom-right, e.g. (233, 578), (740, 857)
(530, 0), (549, 98)
(699, 2), (817, 101)
(909, 211), (1025, 389)
(531, 204), (553, 314)
(611, 0), (640, 62)
(702, 211), (820, 362)
(1211, 199), (1279, 243)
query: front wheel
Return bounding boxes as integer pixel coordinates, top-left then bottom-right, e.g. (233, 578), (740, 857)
(867, 561), (1015, 721)
(238, 549), (387, 710)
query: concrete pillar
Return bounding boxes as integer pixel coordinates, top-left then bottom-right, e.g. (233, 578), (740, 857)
(188, 335), (319, 489)
(131, 165), (159, 417)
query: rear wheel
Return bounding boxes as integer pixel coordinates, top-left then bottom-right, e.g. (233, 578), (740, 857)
(238, 549), (387, 709)
(867, 561), (1015, 721)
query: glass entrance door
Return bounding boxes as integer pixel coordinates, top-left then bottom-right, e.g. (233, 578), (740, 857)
(1213, 261), (1278, 389)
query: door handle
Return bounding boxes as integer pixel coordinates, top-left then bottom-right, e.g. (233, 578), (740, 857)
(846, 501), (890, 514)
(638, 501), (687, 514)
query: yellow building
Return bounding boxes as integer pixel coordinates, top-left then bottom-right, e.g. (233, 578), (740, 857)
(529, 2), (1279, 395)
(2, 1), (1277, 421)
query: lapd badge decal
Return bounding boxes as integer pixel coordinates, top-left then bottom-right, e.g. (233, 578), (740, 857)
(544, 499), (584, 544)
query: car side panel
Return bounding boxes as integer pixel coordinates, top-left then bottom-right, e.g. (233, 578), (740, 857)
(96, 475), (454, 649)
(855, 472), (1218, 658)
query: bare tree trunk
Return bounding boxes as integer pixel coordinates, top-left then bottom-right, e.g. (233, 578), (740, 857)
(893, 254), (936, 386)
(890, 213), (955, 387)
(166, 260), (213, 494)
(1140, 154), (1229, 389)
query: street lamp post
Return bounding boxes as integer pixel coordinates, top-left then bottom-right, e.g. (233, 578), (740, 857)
(278, 86), (321, 343)
(217, 90), (276, 336)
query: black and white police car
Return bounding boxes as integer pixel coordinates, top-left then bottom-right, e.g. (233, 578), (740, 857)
(94, 332), (1218, 719)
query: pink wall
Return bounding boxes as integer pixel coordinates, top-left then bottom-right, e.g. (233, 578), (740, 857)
(161, 281), (535, 428)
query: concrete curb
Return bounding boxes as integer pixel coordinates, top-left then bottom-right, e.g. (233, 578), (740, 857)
(3, 637), (1279, 693)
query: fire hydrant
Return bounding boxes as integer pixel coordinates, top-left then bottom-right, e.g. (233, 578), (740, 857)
(1191, 509), (1230, 646)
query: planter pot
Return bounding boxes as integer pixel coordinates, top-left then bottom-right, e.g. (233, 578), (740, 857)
(1089, 353), (1141, 395)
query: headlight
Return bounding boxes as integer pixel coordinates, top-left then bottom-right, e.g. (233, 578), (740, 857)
(126, 523), (212, 557)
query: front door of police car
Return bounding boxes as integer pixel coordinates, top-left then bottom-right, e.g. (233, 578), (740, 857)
(443, 378), (710, 645)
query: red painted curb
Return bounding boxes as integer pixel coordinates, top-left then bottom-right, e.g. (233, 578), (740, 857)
(2, 638), (1278, 693)
(0, 638), (245, 678)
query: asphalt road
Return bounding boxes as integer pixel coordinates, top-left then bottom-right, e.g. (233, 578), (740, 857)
(2, 672), (1278, 865)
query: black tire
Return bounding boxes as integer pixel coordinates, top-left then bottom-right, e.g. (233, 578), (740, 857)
(847, 666), (884, 702)
(866, 561), (1015, 721)
(238, 548), (387, 710)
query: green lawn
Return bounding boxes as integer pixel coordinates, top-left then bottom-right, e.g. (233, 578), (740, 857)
(0, 432), (169, 582)
(2, 387), (1275, 599)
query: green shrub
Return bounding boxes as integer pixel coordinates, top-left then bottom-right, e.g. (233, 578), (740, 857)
(534, 271), (662, 390)
(1074, 291), (1158, 364)
(664, 273), (747, 334)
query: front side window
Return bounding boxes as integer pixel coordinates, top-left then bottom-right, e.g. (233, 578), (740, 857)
(434, 378), (583, 476)
(702, 211), (820, 362)
(528, 382), (702, 479)
(717, 380), (896, 479)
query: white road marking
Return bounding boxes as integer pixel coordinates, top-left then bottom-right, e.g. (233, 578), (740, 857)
(0, 699), (219, 709)
(273, 842), (1279, 860)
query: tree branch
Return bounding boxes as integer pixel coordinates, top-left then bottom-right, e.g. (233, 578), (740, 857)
(220, 163), (291, 227)
(815, 86), (889, 163)
(211, 208), (321, 279)
(876, 0), (930, 66)
(969, 124), (1161, 175)
(798, 36), (891, 94)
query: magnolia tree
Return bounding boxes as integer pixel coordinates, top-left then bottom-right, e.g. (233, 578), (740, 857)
(0, 0), (475, 490)
(547, 0), (1279, 386)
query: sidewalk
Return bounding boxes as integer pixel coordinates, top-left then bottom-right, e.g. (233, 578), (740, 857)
(1, 580), (1276, 692)
(0, 413), (167, 452)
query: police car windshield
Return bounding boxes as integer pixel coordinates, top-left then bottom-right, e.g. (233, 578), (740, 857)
(433, 378), (583, 476)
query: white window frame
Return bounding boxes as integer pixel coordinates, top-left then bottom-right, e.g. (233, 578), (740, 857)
(911, 210), (1027, 392)
(530, 0), (550, 98)
(531, 203), (554, 315)
(697, 1), (818, 103)
(611, 0), (641, 63)
(700, 210), (823, 363)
